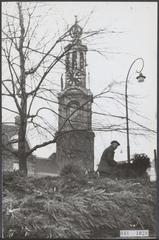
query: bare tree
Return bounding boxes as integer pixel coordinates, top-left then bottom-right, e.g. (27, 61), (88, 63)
(2, 2), (74, 175)
(2, 2), (107, 175)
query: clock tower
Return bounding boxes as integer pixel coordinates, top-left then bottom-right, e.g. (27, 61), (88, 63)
(55, 17), (94, 173)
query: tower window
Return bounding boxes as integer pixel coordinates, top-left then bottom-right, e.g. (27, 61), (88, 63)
(72, 51), (77, 70)
(80, 51), (85, 69)
(67, 101), (80, 122)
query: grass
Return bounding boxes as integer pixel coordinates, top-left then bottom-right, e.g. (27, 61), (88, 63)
(3, 171), (157, 239)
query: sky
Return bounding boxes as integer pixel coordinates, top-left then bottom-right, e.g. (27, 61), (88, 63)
(2, 2), (157, 169)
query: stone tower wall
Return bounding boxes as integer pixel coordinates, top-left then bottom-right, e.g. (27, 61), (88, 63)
(56, 130), (94, 172)
(55, 18), (95, 173)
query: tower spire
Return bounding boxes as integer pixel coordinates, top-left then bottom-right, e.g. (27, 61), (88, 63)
(64, 19), (87, 89)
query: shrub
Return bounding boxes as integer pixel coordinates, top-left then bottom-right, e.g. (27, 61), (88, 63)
(60, 163), (85, 177)
(3, 170), (25, 182)
(131, 153), (151, 176)
(60, 163), (88, 194)
(104, 153), (151, 179)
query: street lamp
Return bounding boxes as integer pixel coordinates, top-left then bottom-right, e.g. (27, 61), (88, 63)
(125, 58), (146, 164)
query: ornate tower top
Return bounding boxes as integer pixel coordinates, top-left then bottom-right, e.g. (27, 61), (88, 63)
(69, 16), (83, 41)
(64, 16), (87, 89)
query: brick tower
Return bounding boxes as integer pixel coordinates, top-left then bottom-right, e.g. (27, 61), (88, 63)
(55, 17), (94, 172)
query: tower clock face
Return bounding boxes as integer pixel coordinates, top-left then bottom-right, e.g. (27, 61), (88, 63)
(67, 69), (83, 86)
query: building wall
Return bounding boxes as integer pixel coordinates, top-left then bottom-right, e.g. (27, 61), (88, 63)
(56, 130), (94, 172)
(2, 152), (35, 176)
(2, 152), (15, 172)
(34, 155), (59, 177)
(58, 88), (93, 132)
(27, 158), (36, 176)
(2, 123), (35, 175)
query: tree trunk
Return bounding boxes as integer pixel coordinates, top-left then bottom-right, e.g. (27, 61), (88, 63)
(17, 2), (28, 176)
(18, 116), (28, 176)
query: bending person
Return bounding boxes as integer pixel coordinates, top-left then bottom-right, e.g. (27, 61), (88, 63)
(97, 140), (120, 177)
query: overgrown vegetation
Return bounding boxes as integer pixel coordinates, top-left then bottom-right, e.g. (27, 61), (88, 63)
(3, 170), (156, 239)
(131, 153), (151, 175)
(104, 153), (151, 179)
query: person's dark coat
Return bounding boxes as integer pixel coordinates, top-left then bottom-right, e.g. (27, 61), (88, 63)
(98, 145), (117, 173)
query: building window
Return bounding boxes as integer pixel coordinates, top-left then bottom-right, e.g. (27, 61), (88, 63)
(13, 162), (19, 171)
(67, 102), (79, 120)
(10, 135), (18, 150)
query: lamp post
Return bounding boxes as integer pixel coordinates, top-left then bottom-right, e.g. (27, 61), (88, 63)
(125, 58), (146, 164)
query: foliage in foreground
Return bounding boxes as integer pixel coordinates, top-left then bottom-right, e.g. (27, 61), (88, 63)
(3, 171), (156, 238)
(103, 153), (151, 179)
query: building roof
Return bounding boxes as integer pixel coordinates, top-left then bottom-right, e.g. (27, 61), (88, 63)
(35, 156), (59, 175)
(2, 123), (31, 155)
(48, 152), (56, 160)
(2, 123), (18, 139)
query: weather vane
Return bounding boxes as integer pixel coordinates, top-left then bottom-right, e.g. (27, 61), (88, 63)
(75, 15), (78, 23)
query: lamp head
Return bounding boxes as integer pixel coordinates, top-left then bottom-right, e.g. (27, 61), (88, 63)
(136, 72), (146, 82)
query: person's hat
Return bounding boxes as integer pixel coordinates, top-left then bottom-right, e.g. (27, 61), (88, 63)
(111, 140), (120, 146)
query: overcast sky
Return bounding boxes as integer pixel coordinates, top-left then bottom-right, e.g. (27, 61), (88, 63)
(2, 2), (157, 169)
